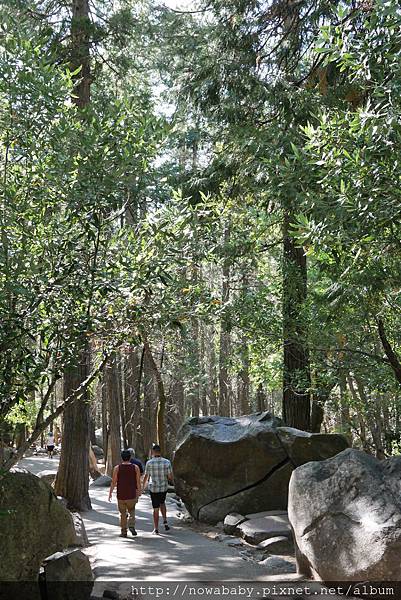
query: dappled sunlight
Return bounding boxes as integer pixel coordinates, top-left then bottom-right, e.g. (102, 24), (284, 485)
(84, 486), (271, 581)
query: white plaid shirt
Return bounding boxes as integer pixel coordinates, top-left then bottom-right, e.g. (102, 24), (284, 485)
(145, 457), (172, 492)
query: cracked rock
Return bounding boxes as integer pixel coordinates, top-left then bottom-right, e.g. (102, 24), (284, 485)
(174, 413), (348, 524)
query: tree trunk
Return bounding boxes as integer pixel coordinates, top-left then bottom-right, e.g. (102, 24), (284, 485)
(101, 372), (108, 461)
(105, 355), (122, 476)
(124, 346), (142, 448)
(208, 328), (218, 415)
(310, 401), (324, 433)
(219, 226), (231, 416)
(70, 0), (90, 109)
(355, 377), (385, 459)
(256, 383), (266, 412)
(54, 0), (92, 511)
(143, 337), (167, 455)
(54, 353), (91, 510)
(142, 353), (155, 458)
(117, 352), (128, 449)
(282, 204), (311, 430)
(377, 318), (401, 385)
(238, 336), (250, 415)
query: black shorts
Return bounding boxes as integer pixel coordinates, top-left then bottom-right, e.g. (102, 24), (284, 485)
(47, 445), (54, 451)
(150, 491), (167, 508)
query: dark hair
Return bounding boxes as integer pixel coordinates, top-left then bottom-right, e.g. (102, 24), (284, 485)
(121, 450), (131, 462)
(152, 444), (161, 453)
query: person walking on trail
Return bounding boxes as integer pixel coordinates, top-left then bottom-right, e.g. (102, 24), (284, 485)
(108, 449), (141, 538)
(143, 443), (173, 535)
(128, 448), (144, 475)
(46, 431), (55, 459)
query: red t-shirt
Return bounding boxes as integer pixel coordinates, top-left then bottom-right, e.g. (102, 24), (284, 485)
(117, 463), (137, 500)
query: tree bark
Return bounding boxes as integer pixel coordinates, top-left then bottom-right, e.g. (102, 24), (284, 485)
(219, 226), (231, 416)
(238, 336), (250, 415)
(124, 346), (143, 448)
(71, 0), (91, 108)
(282, 204), (311, 430)
(54, 353), (91, 510)
(143, 337), (167, 455)
(377, 318), (401, 385)
(53, 0), (92, 510)
(105, 355), (122, 476)
(256, 383), (266, 412)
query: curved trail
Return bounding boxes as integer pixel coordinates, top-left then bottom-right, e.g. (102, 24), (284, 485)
(17, 457), (304, 598)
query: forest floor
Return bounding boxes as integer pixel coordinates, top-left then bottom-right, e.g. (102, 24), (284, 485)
(17, 457), (343, 599)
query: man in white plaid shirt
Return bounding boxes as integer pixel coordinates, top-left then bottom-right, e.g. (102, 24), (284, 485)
(143, 443), (173, 534)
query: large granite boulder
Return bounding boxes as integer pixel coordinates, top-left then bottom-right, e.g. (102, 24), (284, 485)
(0, 470), (77, 580)
(173, 412), (348, 523)
(288, 448), (401, 580)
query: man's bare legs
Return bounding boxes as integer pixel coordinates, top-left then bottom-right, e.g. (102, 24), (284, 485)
(153, 504), (169, 533)
(153, 508), (160, 532)
(160, 502), (170, 530)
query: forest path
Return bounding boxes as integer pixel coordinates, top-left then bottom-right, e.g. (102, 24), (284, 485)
(18, 457), (304, 598)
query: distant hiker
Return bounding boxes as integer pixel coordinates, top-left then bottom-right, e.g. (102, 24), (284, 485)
(47, 432), (55, 459)
(128, 448), (144, 475)
(143, 444), (173, 534)
(108, 449), (141, 538)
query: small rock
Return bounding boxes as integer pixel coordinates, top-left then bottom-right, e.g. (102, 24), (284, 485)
(239, 514), (291, 545)
(258, 535), (294, 555)
(223, 512), (247, 535)
(215, 533), (232, 542)
(90, 474), (112, 488)
(225, 539), (243, 548)
(259, 556), (296, 574)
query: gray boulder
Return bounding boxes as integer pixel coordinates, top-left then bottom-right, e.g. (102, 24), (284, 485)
(288, 448), (401, 581)
(89, 474), (112, 488)
(173, 412), (348, 523)
(37, 469), (58, 486)
(0, 470), (76, 580)
(43, 548), (93, 600)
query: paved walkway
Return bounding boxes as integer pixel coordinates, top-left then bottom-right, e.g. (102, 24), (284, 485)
(17, 457), (304, 598)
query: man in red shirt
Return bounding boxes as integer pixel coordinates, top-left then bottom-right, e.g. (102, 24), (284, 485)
(108, 450), (141, 538)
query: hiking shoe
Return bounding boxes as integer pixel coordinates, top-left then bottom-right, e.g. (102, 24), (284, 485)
(164, 522), (170, 531)
(120, 531), (128, 538)
(152, 529), (159, 535)
(130, 527), (137, 536)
